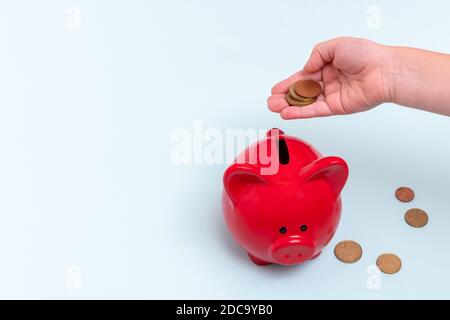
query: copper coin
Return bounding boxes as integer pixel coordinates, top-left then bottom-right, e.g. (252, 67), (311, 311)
(395, 187), (415, 202)
(405, 208), (428, 228)
(285, 94), (316, 107)
(288, 84), (316, 102)
(334, 240), (363, 264)
(376, 253), (402, 274)
(294, 80), (322, 98)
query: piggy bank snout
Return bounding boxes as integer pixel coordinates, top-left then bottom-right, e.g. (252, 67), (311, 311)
(270, 237), (315, 265)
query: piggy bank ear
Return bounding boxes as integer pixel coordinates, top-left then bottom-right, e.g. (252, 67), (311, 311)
(223, 163), (268, 205)
(299, 156), (349, 196)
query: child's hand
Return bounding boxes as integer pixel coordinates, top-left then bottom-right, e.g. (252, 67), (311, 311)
(268, 37), (393, 119)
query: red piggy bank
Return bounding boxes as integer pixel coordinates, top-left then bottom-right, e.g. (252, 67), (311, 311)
(222, 129), (349, 266)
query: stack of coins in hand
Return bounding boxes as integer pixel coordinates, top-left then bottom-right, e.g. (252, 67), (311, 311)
(285, 79), (322, 107)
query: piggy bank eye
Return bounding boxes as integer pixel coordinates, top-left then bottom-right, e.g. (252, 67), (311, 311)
(279, 226), (287, 234)
(300, 225), (308, 232)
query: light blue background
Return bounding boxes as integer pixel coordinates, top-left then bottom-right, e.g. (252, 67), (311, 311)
(0, 0), (449, 299)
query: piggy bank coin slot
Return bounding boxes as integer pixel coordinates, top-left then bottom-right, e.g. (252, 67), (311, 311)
(277, 138), (290, 165)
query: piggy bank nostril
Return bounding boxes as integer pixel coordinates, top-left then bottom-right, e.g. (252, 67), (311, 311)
(284, 254), (290, 259)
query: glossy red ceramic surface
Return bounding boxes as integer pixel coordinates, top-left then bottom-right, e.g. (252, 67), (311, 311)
(222, 129), (349, 266)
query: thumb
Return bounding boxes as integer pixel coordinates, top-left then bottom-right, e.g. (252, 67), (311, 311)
(303, 38), (343, 73)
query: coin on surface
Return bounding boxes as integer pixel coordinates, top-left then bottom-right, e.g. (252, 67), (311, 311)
(294, 79), (322, 98)
(376, 253), (402, 274)
(285, 94), (316, 107)
(405, 208), (428, 228)
(288, 84), (316, 102)
(395, 187), (415, 202)
(334, 240), (363, 264)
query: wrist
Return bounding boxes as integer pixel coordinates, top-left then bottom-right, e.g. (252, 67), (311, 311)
(380, 45), (427, 106)
(379, 45), (403, 104)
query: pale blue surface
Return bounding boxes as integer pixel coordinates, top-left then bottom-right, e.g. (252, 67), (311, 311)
(0, 0), (449, 299)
